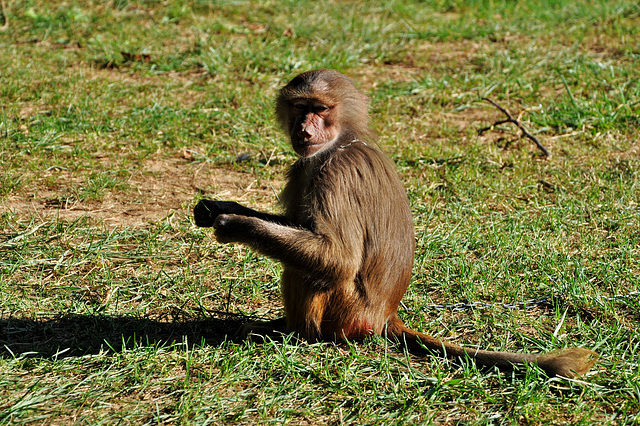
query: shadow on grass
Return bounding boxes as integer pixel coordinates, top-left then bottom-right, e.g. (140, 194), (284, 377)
(0, 313), (249, 359)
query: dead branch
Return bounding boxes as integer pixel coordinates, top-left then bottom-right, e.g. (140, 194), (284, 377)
(478, 97), (550, 158)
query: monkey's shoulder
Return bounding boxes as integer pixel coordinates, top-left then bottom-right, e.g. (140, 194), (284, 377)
(335, 143), (405, 188)
(281, 143), (403, 205)
(326, 142), (394, 175)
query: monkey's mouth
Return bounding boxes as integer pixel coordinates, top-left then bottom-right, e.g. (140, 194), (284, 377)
(293, 139), (324, 157)
(294, 137), (323, 149)
(297, 139), (320, 146)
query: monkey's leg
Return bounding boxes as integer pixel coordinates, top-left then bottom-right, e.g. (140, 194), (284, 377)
(234, 317), (288, 343)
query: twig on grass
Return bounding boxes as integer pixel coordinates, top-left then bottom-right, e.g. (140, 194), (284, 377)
(479, 97), (550, 158)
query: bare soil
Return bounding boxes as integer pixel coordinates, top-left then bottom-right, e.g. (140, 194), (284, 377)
(2, 158), (283, 228)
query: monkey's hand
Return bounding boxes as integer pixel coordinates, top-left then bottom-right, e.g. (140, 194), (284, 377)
(194, 200), (244, 227)
(213, 213), (249, 243)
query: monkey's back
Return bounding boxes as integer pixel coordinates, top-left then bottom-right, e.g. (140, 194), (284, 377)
(280, 142), (415, 339)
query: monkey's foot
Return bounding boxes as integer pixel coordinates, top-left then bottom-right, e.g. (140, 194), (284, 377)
(233, 317), (288, 343)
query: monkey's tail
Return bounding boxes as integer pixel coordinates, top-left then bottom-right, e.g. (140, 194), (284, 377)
(385, 317), (597, 378)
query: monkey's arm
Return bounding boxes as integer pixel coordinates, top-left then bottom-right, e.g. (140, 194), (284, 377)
(194, 199), (291, 227)
(213, 213), (361, 281)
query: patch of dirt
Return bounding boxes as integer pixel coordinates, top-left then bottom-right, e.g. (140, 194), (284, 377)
(356, 39), (489, 90)
(81, 66), (211, 109)
(2, 158), (284, 228)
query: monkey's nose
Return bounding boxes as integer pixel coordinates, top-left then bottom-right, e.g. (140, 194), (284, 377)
(298, 129), (311, 139)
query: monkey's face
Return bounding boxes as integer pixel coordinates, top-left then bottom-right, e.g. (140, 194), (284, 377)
(288, 99), (339, 157)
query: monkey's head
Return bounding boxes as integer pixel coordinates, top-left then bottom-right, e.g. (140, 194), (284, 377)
(276, 69), (373, 157)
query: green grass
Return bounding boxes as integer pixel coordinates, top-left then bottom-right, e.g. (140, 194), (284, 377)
(1, 0), (639, 423)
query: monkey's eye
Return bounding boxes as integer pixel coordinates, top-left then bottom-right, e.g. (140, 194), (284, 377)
(313, 104), (329, 113)
(293, 102), (308, 112)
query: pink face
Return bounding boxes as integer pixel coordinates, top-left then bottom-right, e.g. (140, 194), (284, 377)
(289, 99), (339, 157)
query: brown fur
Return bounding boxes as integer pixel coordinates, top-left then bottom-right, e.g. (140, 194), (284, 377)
(193, 69), (597, 378)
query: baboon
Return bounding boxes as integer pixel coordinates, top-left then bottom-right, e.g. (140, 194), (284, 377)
(194, 69), (597, 378)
